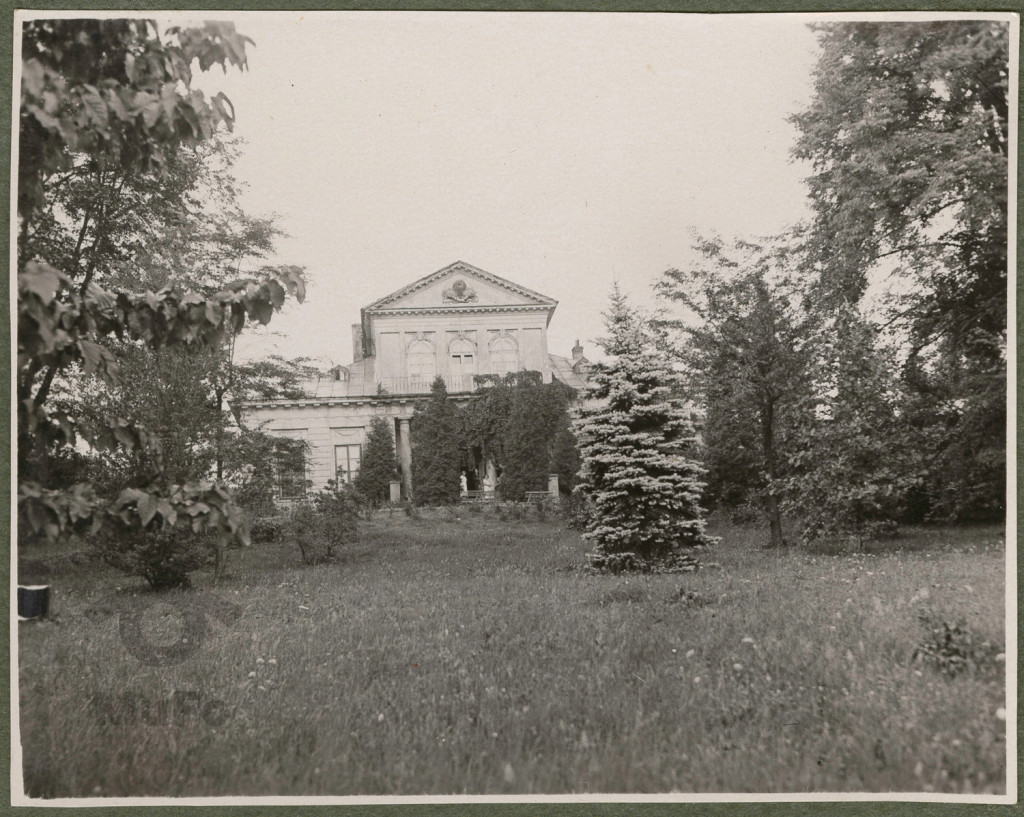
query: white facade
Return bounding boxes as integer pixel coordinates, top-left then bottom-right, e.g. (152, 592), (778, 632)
(239, 261), (591, 500)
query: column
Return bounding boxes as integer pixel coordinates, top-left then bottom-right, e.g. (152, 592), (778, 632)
(398, 417), (413, 500)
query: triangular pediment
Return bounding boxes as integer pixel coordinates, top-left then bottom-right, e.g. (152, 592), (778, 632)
(364, 261), (557, 311)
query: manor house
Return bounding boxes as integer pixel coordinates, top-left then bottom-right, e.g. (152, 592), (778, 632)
(239, 261), (591, 501)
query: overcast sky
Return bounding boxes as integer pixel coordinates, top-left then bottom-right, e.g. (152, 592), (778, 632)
(183, 11), (824, 365)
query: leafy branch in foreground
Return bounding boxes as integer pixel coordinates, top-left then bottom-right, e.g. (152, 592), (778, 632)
(18, 260), (305, 559)
(16, 20), (309, 580)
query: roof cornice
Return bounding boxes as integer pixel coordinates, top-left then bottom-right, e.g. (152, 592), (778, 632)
(369, 303), (556, 322)
(363, 260), (557, 312)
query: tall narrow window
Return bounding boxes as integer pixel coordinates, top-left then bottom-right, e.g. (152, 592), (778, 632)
(407, 339), (435, 390)
(335, 444), (362, 484)
(449, 338), (476, 391)
(273, 432), (307, 499)
(490, 336), (518, 377)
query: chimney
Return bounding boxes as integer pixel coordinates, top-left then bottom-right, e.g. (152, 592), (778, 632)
(572, 339), (584, 362)
(351, 323), (364, 362)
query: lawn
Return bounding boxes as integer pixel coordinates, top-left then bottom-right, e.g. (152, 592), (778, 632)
(16, 508), (1008, 797)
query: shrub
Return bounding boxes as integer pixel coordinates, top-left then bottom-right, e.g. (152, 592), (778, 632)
(912, 611), (1004, 677)
(563, 488), (593, 530)
(531, 495), (548, 522)
(290, 480), (360, 565)
(248, 516), (285, 544)
(95, 524), (214, 590)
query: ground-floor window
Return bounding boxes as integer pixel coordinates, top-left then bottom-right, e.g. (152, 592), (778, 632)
(276, 440), (307, 499)
(335, 443), (362, 484)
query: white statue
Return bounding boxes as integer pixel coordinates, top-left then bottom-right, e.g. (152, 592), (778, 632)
(460, 472), (468, 496)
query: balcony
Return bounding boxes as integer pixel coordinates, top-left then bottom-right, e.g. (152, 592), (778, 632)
(375, 375), (480, 395)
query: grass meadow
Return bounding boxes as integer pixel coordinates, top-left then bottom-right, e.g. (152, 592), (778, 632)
(17, 508), (1008, 797)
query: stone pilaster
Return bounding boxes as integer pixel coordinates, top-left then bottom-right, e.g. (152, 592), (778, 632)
(398, 418), (413, 500)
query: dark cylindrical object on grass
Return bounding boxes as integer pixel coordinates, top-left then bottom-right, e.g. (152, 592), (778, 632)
(18, 585), (50, 620)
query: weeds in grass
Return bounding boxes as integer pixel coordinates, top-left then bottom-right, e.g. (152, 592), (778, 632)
(17, 516), (1007, 797)
(587, 549), (702, 574)
(402, 501), (420, 520)
(596, 583), (649, 605)
(666, 588), (711, 608)
(912, 610), (1004, 678)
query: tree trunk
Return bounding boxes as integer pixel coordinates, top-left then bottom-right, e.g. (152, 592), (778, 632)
(213, 540), (226, 583)
(760, 396), (787, 547)
(215, 385), (225, 481)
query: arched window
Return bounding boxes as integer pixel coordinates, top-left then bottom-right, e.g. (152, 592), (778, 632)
(407, 339), (435, 388)
(490, 336), (518, 377)
(449, 338), (476, 390)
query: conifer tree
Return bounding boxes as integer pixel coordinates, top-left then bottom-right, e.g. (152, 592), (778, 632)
(549, 412), (581, 495)
(574, 287), (714, 572)
(354, 416), (398, 507)
(499, 373), (575, 501)
(411, 377), (461, 505)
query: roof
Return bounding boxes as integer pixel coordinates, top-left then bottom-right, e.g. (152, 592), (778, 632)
(363, 260), (557, 312)
(549, 354), (591, 391)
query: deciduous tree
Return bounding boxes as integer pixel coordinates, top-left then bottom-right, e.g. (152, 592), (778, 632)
(791, 20), (1008, 522)
(17, 18), (304, 578)
(658, 237), (810, 547)
(783, 306), (917, 543)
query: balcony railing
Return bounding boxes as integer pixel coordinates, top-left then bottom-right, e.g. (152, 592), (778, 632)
(376, 375), (479, 395)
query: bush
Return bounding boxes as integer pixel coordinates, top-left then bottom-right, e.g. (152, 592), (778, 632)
(248, 516), (285, 544)
(290, 480), (360, 565)
(503, 502), (526, 521)
(531, 496), (548, 522)
(912, 611), (1004, 677)
(95, 524), (214, 590)
(402, 501), (420, 520)
(563, 488), (593, 531)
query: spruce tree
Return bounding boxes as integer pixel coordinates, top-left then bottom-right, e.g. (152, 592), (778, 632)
(574, 287), (714, 572)
(354, 416), (398, 507)
(411, 377), (461, 505)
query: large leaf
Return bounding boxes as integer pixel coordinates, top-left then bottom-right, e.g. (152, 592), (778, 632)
(20, 262), (65, 303)
(78, 339), (113, 377)
(79, 85), (110, 136)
